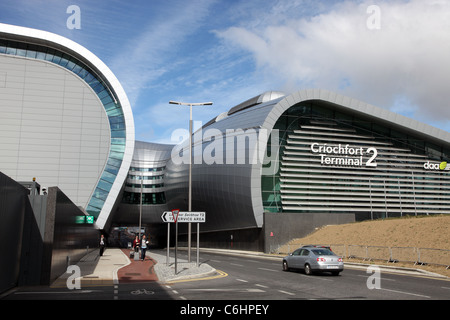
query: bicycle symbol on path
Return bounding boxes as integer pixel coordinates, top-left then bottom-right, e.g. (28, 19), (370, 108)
(131, 289), (155, 295)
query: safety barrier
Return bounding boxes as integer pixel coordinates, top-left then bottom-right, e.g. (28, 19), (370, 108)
(418, 248), (450, 268)
(275, 244), (450, 269)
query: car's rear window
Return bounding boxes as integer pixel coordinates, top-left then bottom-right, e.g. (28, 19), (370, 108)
(312, 249), (334, 256)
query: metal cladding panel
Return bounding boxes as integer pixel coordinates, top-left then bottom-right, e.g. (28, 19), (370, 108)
(0, 54), (110, 209)
(165, 99), (283, 231)
(132, 141), (174, 164)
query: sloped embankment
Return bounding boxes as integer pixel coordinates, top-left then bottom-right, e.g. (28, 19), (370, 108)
(279, 215), (450, 277)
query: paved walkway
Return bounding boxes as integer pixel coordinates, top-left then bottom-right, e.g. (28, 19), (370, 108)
(51, 247), (216, 288)
(116, 249), (159, 283)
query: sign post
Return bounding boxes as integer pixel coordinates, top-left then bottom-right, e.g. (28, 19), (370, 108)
(166, 222), (170, 266)
(172, 209), (180, 274)
(161, 211), (206, 269)
(197, 222), (200, 267)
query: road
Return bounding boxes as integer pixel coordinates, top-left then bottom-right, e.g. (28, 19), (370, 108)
(167, 250), (450, 301)
(3, 249), (449, 302)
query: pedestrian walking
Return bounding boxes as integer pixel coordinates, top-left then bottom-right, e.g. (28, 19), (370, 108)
(99, 234), (105, 256)
(141, 235), (149, 261)
(132, 235), (140, 252)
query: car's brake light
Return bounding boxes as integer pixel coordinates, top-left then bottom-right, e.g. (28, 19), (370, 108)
(338, 258), (343, 262)
(317, 257), (326, 262)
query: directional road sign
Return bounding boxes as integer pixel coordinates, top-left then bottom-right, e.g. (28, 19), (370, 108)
(161, 211), (206, 223)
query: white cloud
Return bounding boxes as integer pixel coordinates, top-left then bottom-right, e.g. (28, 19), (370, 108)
(108, 0), (217, 107)
(216, 0), (450, 128)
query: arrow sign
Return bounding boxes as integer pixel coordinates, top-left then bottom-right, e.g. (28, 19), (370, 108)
(161, 211), (173, 223)
(161, 211), (206, 223)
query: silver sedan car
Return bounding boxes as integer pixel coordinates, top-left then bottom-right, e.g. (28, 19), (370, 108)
(282, 246), (344, 276)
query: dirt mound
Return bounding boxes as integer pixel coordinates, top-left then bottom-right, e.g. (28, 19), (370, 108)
(279, 215), (450, 277)
(284, 215), (450, 249)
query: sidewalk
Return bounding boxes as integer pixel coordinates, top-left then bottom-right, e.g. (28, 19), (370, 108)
(51, 247), (216, 288)
(52, 248), (129, 287)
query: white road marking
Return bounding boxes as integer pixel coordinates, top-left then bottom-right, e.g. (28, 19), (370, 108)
(258, 267), (278, 272)
(380, 288), (431, 299)
(278, 290), (295, 296)
(186, 288), (265, 293)
(230, 263), (244, 267)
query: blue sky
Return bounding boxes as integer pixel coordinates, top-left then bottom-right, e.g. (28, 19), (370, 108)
(1, 0), (450, 144)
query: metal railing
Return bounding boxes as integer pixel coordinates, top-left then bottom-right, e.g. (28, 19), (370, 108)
(274, 244), (450, 269)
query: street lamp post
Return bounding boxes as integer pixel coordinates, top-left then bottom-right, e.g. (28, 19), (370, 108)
(139, 171), (143, 240)
(169, 100), (212, 263)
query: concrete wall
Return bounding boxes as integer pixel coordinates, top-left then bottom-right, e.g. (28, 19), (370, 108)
(43, 186), (99, 284)
(264, 212), (355, 253)
(176, 227), (264, 252)
(0, 172), (31, 292)
(0, 173), (99, 293)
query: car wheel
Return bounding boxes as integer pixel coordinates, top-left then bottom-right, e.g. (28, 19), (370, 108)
(282, 260), (290, 271)
(304, 263), (312, 275)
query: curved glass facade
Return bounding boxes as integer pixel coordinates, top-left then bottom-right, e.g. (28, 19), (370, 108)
(119, 142), (173, 209)
(121, 191), (166, 205)
(262, 101), (450, 220)
(122, 164), (167, 205)
(0, 39), (126, 219)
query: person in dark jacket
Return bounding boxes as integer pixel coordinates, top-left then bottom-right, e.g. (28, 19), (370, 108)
(99, 234), (106, 256)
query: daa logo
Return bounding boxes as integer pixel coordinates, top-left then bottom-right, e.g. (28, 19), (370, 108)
(423, 161), (448, 171)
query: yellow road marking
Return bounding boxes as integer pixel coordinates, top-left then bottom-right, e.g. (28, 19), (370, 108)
(165, 269), (228, 285)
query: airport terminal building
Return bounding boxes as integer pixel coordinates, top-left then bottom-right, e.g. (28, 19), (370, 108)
(0, 23), (134, 230)
(1, 24), (450, 251)
(164, 90), (450, 250)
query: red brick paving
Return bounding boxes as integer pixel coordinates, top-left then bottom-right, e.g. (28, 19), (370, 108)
(117, 249), (159, 283)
